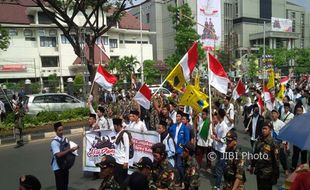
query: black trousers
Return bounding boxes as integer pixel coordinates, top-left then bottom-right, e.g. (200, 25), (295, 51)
(291, 145), (308, 169)
(256, 176), (272, 190)
(279, 146), (288, 171)
(114, 163), (128, 190)
(54, 169), (69, 190)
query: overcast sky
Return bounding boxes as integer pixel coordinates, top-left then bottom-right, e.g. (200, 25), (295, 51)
(288, 0), (310, 11)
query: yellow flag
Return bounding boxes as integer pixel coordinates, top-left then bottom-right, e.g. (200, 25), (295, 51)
(166, 64), (186, 91)
(276, 84), (285, 101)
(179, 85), (209, 112)
(267, 69), (275, 89)
(195, 73), (200, 90)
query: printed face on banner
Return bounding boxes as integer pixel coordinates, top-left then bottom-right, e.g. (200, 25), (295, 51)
(197, 0), (222, 50)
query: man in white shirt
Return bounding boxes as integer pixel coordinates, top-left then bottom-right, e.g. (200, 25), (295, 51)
(212, 109), (230, 190)
(169, 102), (177, 124)
(88, 98), (109, 130)
(127, 110), (147, 132)
(245, 104), (264, 149)
(113, 118), (130, 190)
(221, 96), (235, 129)
(51, 122), (79, 190)
(271, 109), (289, 176)
(281, 103), (294, 124)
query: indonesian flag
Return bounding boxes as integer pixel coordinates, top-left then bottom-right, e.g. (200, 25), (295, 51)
(180, 42), (199, 81)
(94, 64), (117, 91)
(263, 86), (275, 111)
(208, 53), (230, 94)
(257, 95), (264, 114)
(133, 83), (152, 109)
(232, 79), (246, 100)
(280, 76), (289, 85)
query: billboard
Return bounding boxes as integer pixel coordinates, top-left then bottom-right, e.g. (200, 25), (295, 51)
(271, 17), (292, 32)
(197, 0), (222, 50)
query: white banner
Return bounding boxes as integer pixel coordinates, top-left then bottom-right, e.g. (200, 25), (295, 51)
(83, 129), (160, 172)
(271, 17), (292, 32)
(197, 0), (222, 50)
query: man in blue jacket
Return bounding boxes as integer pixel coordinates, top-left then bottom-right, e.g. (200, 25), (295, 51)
(169, 111), (190, 187)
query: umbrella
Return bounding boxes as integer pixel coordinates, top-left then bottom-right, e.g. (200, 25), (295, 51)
(278, 112), (310, 150)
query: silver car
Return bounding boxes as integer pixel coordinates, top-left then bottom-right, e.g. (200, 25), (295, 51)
(24, 93), (85, 115)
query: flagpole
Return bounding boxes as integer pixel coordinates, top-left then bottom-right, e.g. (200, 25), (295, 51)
(207, 52), (213, 123)
(89, 64), (99, 95)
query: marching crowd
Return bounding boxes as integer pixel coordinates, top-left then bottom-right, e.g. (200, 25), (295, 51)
(18, 78), (310, 190)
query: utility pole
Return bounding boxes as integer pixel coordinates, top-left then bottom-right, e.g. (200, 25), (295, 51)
(140, 5), (144, 84)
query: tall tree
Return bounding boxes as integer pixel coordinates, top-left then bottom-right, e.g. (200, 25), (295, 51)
(0, 25), (10, 50)
(106, 55), (138, 82)
(165, 3), (204, 69)
(0, 0), (150, 79)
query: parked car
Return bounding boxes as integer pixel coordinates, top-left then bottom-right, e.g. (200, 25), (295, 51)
(24, 93), (85, 116)
(149, 87), (172, 96)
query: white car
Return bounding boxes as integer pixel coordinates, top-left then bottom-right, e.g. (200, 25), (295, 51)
(24, 93), (85, 115)
(149, 87), (172, 96)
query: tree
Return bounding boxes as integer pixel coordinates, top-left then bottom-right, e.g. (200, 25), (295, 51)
(0, 25), (10, 50)
(143, 60), (163, 84)
(73, 73), (85, 94)
(48, 74), (60, 93)
(247, 54), (259, 80)
(106, 55), (138, 82)
(165, 3), (205, 69)
(1, 0), (150, 79)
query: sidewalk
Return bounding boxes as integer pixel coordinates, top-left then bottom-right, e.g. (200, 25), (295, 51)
(0, 120), (88, 146)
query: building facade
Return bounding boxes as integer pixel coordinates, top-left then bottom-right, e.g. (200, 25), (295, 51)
(132, 0), (309, 61)
(0, 2), (154, 91)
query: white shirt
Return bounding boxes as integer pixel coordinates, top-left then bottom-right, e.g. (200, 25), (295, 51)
(197, 118), (213, 147)
(97, 116), (109, 130)
(0, 101), (5, 114)
(170, 110), (177, 124)
(281, 111), (294, 124)
(272, 119), (285, 135)
(113, 130), (130, 165)
(128, 120), (147, 132)
(213, 121), (229, 153)
(162, 134), (176, 167)
(251, 115), (259, 141)
(174, 123), (182, 144)
(224, 104), (235, 129)
(51, 136), (67, 171)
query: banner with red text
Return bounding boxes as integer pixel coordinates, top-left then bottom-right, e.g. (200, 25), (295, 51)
(83, 129), (160, 172)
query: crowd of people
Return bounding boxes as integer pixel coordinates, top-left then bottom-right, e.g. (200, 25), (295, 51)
(17, 77), (310, 190)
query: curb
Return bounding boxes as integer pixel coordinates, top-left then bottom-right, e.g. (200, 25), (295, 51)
(0, 127), (85, 147)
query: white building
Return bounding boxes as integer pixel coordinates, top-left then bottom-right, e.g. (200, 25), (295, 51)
(0, 1), (154, 91)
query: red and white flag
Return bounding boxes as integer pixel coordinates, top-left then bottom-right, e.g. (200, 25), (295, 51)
(257, 95), (264, 114)
(180, 42), (199, 81)
(280, 76), (289, 85)
(208, 53), (230, 94)
(94, 64), (117, 91)
(263, 86), (275, 111)
(232, 79), (246, 100)
(133, 83), (152, 109)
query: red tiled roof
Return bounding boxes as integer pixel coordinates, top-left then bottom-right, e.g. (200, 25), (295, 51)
(73, 44), (110, 65)
(0, 2), (150, 30)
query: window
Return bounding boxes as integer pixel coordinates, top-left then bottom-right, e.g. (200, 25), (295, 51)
(33, 96), (45, 103)
(24, 29), (33, 37)
(41, 57), (59, 67)
(125, 40), (136, 44)
(40, 36), (57, 47)
(38, 12), (53, 24)
(9, 29), (18, 36)
(146, 13), (150, 23)
(120, 40), (124, 44)
(109, 39), (118, 48)
(25, 37), (36, 41)
(61, 34), (76, 44)
(96, 36), (109, 45)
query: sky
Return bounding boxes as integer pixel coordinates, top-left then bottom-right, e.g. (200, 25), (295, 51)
(288, 0), (310, 11)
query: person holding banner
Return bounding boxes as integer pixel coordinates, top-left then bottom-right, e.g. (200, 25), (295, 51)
(127, 110), (147, 132)
(113, 118), (130, 190)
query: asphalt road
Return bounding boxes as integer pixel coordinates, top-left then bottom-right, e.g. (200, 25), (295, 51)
(0, 121), (287, 190)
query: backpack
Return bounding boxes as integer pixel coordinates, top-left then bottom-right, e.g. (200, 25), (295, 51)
(53, 137), (76, 170)
(116, 130), (134, 159)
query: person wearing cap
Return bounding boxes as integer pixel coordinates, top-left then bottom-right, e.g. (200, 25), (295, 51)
(221, 95), (235, 129)
(128, 157), (153, 190)
(19, 175), (41, 190)
(88, 113), (99, 131)
(223, 130), (246, 190)
(96, 155), (120, 190)
(127, 110), (148, 132)
(168, 110), (190, 186)
(113, 118), (130, 189)
(157, 120), (176, 167)
(88, 96), (109, 130)
(50, 122), (79, 190)
(182, 143), (199, 190)
(281, 102), (294, 123)
(250, 121), (279, 190)
(151, 143), (175, 190)
(271, 109), (289, 176)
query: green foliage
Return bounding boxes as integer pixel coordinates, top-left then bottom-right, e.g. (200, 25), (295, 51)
(0, 25), (10, 50)
(165, 3), (205, 69)
(248, 54), (259, 79)
(106, 56), (138, 81)
(36, 111), (59, 123)
(30, 82), (41, 94)
(48, 74), (60, 93)
(216, 49), (230, 71)
(73, 74), (85, 94)
(143, 60), (161, 84)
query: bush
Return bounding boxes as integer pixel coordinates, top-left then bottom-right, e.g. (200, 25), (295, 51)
(36, 111), (59, 123)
